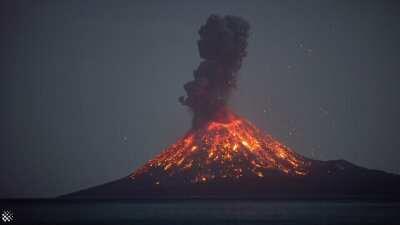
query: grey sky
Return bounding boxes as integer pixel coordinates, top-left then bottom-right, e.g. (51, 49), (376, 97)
(1, 0), (399, 198)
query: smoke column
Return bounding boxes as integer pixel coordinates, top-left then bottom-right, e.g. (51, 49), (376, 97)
(179, 14), (250, 129)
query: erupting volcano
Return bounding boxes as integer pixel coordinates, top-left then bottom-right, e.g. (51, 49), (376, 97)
(130, 110), (309, 185)
(65, 15), (400, 199)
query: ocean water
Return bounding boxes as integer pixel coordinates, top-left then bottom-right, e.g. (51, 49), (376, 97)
(1, 200), (400, 225)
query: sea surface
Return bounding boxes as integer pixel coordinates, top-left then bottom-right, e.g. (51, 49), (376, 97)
(1, 199), (400, 225)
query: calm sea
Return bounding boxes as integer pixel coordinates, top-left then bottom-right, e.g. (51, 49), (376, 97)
(1, 199), (399, 225)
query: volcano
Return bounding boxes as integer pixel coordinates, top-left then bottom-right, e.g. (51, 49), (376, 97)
(64, 15), (400, 199)
(130, 109), (308, 183)
(64, 108), (400, 199)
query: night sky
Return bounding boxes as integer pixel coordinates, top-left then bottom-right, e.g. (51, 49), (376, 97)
(1, 0), (400, 198)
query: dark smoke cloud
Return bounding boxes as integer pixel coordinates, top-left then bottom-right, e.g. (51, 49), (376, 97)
(179, 14), (250, 128)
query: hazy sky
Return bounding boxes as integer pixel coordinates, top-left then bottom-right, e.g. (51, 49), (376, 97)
(1, 0), (399, 198)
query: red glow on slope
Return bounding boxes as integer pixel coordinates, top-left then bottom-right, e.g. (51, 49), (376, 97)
(130, 109), (308, 184)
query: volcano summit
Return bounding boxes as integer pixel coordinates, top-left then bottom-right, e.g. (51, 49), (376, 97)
(65, 15), (400, 199)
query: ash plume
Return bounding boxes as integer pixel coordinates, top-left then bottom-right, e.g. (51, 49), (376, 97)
(179, 14), (250, 129)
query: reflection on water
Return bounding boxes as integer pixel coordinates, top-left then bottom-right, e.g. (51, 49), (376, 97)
(2, 200), (400, 225)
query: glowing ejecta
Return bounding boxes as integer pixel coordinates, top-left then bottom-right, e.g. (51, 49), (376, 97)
(130, 110), (309, 184)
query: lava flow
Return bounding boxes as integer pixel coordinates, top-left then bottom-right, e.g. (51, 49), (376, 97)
(130, 109), (309, 185)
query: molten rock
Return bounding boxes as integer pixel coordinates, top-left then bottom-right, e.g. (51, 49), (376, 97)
(131, 109), (308, 185)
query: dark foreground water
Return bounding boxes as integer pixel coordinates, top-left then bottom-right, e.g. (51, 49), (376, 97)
(1, 200), (400, 225)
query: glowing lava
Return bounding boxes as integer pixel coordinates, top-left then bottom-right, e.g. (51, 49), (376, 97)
(130, 109), (309, 184)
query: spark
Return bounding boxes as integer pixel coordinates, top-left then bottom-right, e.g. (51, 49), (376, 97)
(164, 163), (172, 170)
(177, 158), (185, 166)
(233, 144), (238, 151)
(241, 140), (252, 151)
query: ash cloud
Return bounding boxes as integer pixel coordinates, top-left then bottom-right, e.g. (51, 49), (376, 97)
(179, 14), (250, 128)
